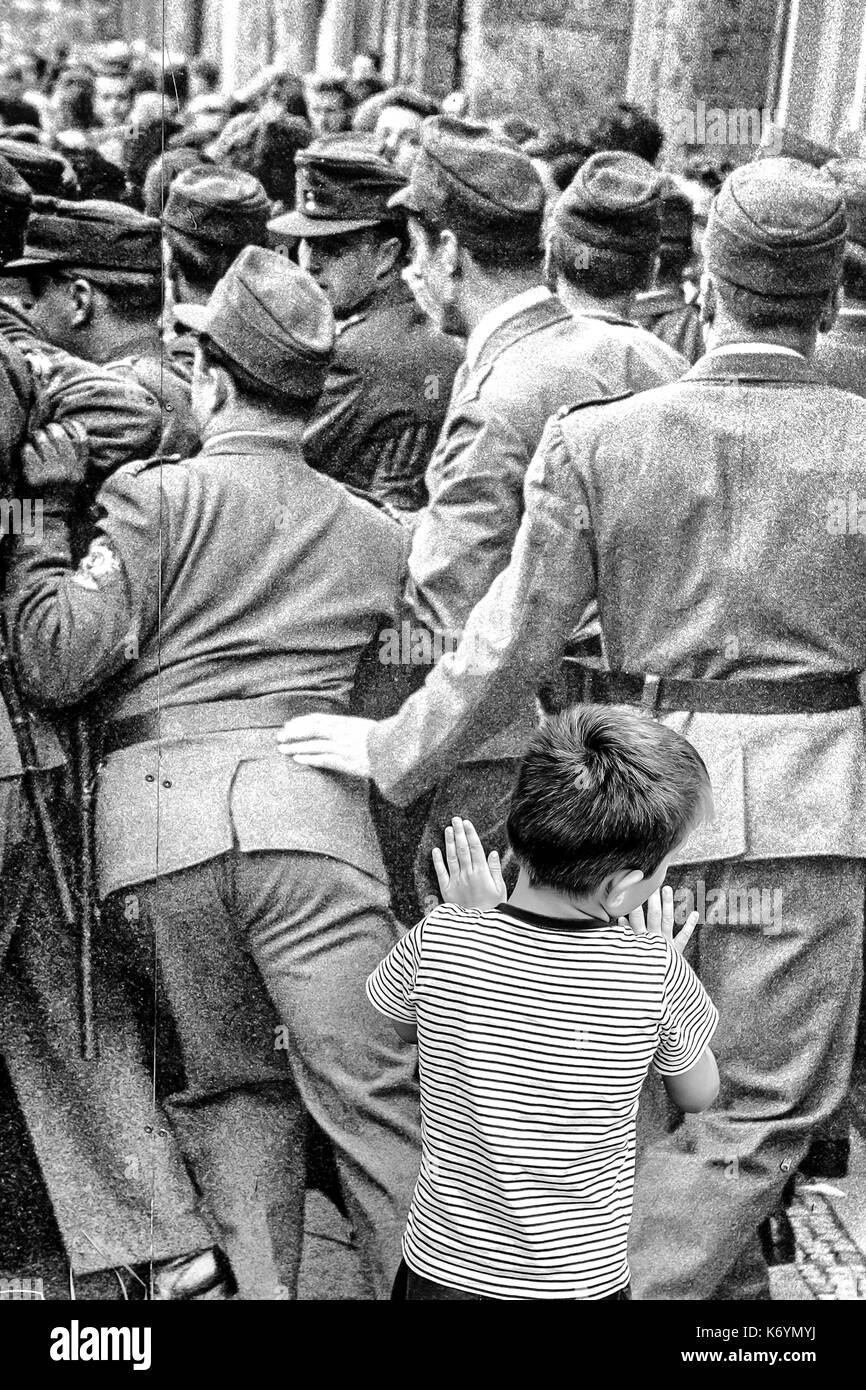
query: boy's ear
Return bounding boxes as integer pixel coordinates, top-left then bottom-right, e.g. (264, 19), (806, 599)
(603, 867), (645, 914)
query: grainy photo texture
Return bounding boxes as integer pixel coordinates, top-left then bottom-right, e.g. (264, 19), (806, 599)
(0, 0), (863, 1339)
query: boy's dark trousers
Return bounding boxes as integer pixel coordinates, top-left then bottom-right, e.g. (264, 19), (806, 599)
(391, 1260), (632, 1301)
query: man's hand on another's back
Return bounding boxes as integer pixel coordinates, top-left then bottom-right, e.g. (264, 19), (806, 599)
(277, 712), (375, 778)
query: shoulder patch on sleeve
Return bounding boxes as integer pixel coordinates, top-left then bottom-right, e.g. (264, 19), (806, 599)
(72, 537), (121, 591)
(554, 389), (634, 421)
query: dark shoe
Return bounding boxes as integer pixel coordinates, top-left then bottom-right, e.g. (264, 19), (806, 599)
(151, 1247), (235, 1300)
(758, 1209), (797, 1266)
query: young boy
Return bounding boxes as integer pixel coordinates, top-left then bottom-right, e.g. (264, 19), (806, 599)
(366, 705), (720, 1301)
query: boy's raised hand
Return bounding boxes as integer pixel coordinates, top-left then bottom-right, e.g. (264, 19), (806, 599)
(621, 885), (699, 955)
(431, 817), (507, 911)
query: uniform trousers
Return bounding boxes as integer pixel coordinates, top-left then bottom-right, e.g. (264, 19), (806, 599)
(413, 759), (521, 908)
(118, 849), (421, 1300)
(0, 848), (214, 1277)
(629, 856), (864, 1300)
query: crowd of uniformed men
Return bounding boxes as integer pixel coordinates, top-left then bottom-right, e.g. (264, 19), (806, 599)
(0, 36), (865, 1300)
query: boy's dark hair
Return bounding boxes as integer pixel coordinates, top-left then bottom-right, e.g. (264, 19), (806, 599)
(506, 705), (713, 897)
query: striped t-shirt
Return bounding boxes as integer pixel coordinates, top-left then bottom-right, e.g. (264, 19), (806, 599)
(366, 900), (718, 1300)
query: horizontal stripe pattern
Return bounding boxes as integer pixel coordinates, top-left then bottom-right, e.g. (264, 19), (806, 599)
(367, 902), (718, 1299)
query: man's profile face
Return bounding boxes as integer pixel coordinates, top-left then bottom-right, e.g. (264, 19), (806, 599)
(190, 344), (219, 429)
(298, 229), (380, 317)
(375, 104), (423, 162)
(307, 90), (350, 136)
(95, 75), (131, 127)
(25, 272), (78, 352)
(403, 216), (461, 335)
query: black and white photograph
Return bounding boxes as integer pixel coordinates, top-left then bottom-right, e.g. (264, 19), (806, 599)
(0, 0), (864, 1363)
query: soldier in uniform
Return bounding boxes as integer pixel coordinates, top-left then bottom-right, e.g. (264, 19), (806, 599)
(269, 135), (463, 515)
(632, 177), (704, 364)
(815, 157), (866, 396)
(0, 155), (227, 1297)
(5, 198), (198, 457)
(6, 246), (421, 1299)
(162, 164), (272, 384)
(382, 122), (684, 909)
(279, 157), (866, 1301)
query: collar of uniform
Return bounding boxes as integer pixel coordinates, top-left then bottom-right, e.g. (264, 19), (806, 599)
(835, 302), (866, 331)
(633, 286), (684, 317)
(575, 307), (640, 328)
(201, 429), (303, 456)
(335, 275), (413, 336)
(103, 327), (162, 364)
(465, 285), (553, 372)
(684, 343), (822, 386)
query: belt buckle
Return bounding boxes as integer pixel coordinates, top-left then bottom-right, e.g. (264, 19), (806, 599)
(640, 673), (663, 720)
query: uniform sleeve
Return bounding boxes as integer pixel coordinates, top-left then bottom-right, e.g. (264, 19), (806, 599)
(653, 943), (719, 1076)
(302, 356), (366, 477)
(366, 920), (425, 1023)
(406, 400), (528, 639)
(4, 466), (165, 709)
(367, 414), (598, 805)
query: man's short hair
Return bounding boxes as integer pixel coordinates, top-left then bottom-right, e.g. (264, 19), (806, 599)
(546, 225), (655, 296)
(306, 73), (350, 102)
(587, 101), (664, 166)
(415, 209), (541, 274)
(713, 273), (831, 331)
(525, 130), (596, 191)
(506, 706), (713, 898)
(191, 57), (221, 92)
(199, 336), (315, 414)
(36, 267), (164, 316)
(166, 229), (243, 294)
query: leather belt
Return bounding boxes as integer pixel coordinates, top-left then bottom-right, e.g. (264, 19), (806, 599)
(560, 662), (862, 716)
(102, 695), (335, 754)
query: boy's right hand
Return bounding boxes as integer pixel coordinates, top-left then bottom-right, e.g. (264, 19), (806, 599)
(431, 817), (507, 911)
(621, 885), (699, 955)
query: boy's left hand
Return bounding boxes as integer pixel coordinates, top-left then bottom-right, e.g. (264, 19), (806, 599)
(431, 817), (507, 911)
(622, 885), (699, 955)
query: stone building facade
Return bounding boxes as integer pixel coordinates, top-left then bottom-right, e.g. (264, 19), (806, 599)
(4, 2), (865, 170)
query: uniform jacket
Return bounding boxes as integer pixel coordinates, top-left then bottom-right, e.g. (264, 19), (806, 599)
(632, 286), (704, 365)
(106, 326), (200, 458)
(813, 304), (866, 397)
(0, 300), (166, 808)
(405, 292), (686, 761)
(6, 428), (410, 898)
(368, 348), (866, 864)
(303, 276), (464, 513)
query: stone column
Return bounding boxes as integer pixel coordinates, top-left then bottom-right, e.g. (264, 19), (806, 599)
(461, 0), (636, 126)
(220, 0), (276, 86)
(626, 0), (787, 170)
(316, 0), (357, 69)
(273, 0), (321, 72)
